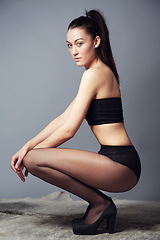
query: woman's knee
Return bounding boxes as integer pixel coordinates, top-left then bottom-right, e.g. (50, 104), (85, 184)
(23, 150), (37, 173)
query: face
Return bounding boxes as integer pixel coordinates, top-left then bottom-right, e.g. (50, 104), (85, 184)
(67, 27), (100, 69)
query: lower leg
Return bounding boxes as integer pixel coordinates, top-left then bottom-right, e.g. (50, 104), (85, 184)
(30, 165), (104, 203)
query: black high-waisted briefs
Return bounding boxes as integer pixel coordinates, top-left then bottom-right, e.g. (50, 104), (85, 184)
(98, 145), (141, 182)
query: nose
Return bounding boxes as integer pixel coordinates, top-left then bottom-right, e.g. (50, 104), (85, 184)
(72, 45), (78, 56)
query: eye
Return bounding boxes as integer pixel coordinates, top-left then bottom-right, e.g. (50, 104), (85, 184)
(67, 43), (72, 48)
(77, 42), (83, 47)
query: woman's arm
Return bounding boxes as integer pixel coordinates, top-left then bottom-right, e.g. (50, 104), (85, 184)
(11, 98), (76, 177)
(11, 69), (100, 179)
(28, 98), (76, 150)
(35, 70), (99, 149)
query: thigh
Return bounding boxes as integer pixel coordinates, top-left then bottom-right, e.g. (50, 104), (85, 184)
(24, 148), (137, 192)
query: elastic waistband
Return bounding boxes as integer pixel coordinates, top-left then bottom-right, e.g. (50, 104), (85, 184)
(99, 145), (136, 153)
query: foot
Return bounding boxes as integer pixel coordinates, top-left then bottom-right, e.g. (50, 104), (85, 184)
(84, 198), (112, 224)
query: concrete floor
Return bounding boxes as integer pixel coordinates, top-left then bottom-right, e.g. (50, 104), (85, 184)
(0, 192), (160, 240)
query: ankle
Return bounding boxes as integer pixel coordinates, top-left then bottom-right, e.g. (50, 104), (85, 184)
(98, 194), (111, 205)
(91, 198), (111, 213)
(87, 193), (112, 214)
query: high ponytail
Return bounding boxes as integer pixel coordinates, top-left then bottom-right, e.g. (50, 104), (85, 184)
(68, 9), (120, 84)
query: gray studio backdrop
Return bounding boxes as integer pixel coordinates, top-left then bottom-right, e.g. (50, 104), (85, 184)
(0, 0), (160, 201)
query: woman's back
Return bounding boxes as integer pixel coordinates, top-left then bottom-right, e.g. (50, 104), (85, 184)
(85, 62), (132, 146)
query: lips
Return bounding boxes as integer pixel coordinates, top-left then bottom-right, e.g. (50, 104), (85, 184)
(74, 58), (81, 62)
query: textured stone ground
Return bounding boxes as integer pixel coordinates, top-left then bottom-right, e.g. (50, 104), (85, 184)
(0, 192), (160, 240)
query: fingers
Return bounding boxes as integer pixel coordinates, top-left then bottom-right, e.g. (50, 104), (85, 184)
(17, 169), (25, 182)
(16, 164), (26, 182)
(15, 156), (23, 170)
(11, 155), (27, 182)
(11, 154), (23, 172)
(11, 146), (29, 181)
(11, 155), (19, 173)
(25, 169), (28, 177)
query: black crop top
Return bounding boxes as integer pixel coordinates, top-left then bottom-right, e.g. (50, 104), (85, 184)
(85, 97), (124, 126)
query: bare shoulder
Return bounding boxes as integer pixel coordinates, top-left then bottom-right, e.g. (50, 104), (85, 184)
(81, 68), (106, 85)
(82, 65), (114, 87)
(81, 68), (100, 81)
(81, 65), (120, 98)
(77, 69), (99, 97)
(79, 69), (99, 91)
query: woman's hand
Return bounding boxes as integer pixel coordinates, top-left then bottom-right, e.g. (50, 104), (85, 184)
(11, 144), (30, 182)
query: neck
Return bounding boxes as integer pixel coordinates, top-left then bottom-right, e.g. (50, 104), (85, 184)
(84, 57), (101, 70)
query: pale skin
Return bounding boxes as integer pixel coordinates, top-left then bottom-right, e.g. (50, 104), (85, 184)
(11, 27), (137, 224)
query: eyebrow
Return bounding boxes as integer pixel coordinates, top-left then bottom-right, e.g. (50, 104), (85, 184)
(66, 38), (84, 43)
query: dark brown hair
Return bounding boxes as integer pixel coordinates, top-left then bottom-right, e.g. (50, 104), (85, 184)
(68, 10), (119, 84)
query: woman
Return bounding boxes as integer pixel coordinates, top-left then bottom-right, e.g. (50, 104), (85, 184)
(11, 10), (141, 235)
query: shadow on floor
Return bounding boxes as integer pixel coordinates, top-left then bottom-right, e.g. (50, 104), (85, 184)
(33, 204), (160, 235)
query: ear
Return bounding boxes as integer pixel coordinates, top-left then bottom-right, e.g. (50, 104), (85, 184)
(94, 36), (101, 48)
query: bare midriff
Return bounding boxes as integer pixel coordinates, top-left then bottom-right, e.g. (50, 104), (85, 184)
(90, 123), (133, 146)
